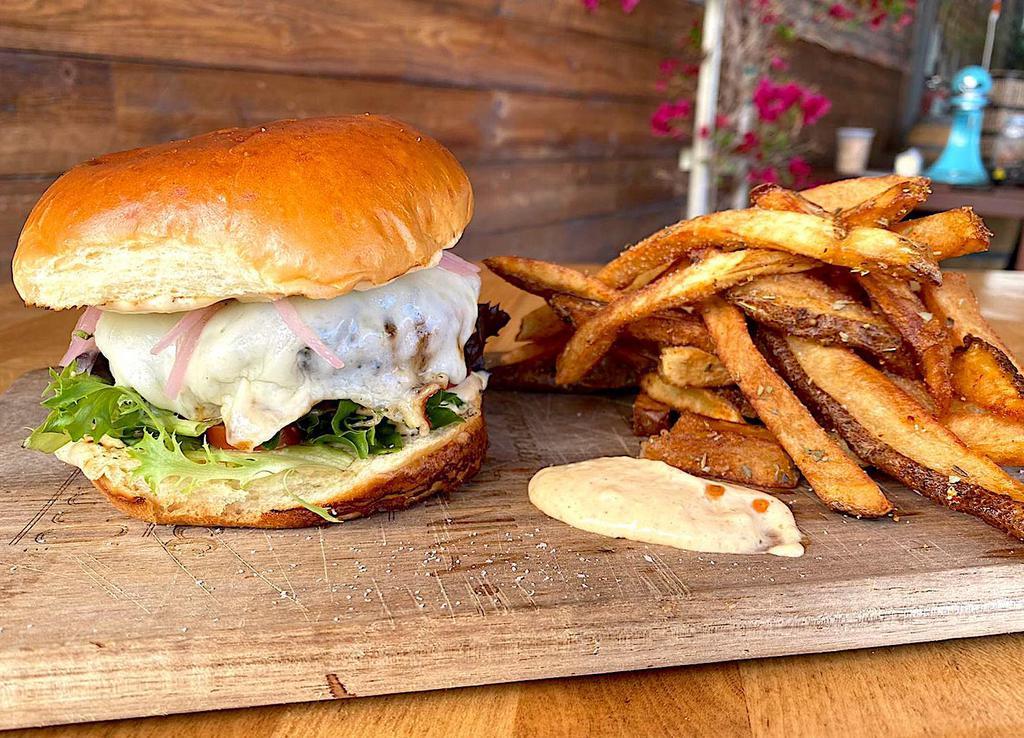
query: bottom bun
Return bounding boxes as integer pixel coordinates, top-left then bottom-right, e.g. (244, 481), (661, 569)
(55, 398), (486, 528)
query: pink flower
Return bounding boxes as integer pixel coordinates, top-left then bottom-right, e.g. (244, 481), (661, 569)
(650, 100), (692, 137)
(895, 13), (913, 29)
(770, 55), (789, 72)
(753, 78), (803, 122)
(788, 156), (813, 187)
(761, 12), (779, 24)
(654, 78), (669, 92)
(828, 3), (855, 20)
(682, 63), (701, 77)
(735, 131), (760, 153)
(748, 166), (779, 185)
(715, 114), (730, 128)
(800, 92), (832, 126)
(699, 125), (710, 139)
(582, 0), (600, 10)
(620, 0), (640, 11)
(869, 12), (886, 29)
(659, 58), (681, 75)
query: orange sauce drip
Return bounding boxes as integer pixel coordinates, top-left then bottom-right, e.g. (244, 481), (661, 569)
(705, 484), (726, 499)
(751, 498), (770, 513)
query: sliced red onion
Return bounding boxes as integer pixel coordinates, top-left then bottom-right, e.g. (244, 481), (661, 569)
(59, 306), (103, 368)
(439, 251), (480, 277)
(273, 298), (345, 369)
(151, 304), (222, 355)
(159, 304), (224, 399)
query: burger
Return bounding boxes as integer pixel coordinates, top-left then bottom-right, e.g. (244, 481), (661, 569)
(14, 115), (508, 528)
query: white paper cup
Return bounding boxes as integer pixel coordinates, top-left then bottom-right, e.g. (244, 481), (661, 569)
(836, 127), (876, 175)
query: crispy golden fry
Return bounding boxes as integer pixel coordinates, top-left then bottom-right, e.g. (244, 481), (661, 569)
(727, 273), (905, 363)
(894, 208), (991, 261)
(860, 273), (954, 414)
(515, 303), (568, 342)
(632, 393), (672, 437)
(801, 174), (910, 212)
(951, 337), (1024, 421)
(641, 411), (798, 489)
(558, 249), (816, 385)
(596, 209), (939, 290)
(488, 347), (644, 392)
(639, 372), (744, 423)
(548, 293), (714, 352)
(837, 176), (931, 228)
(922, 272), (1021, 370)
(483, 256), (618, 301)
(885, 372), (937, 414)
(489, 336), (566, 368)
(750, 183), (827, 216)
(658, 346), (732, 388)
(763, 333), (1024, 538)
(944, 402), (1024, 466)
(700, 299), (892, 517)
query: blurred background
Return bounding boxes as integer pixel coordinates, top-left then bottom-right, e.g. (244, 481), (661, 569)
(1, 0), (1022, 282)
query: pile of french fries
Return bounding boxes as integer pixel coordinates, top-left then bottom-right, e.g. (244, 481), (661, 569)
(486, 175), (1024, 539)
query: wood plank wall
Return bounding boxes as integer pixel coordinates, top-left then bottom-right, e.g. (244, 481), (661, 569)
(0, 1), (907, 283)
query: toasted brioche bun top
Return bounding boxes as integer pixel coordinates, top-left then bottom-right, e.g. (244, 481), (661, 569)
(13, 115), (473, 313)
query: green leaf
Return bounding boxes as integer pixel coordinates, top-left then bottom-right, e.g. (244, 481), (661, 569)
(24, 363), (213, 453)
(128, 433), (359, 494)
(425, 390), (465, 430)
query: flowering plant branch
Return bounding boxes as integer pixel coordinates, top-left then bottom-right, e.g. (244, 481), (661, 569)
(584, 0), (914, 189)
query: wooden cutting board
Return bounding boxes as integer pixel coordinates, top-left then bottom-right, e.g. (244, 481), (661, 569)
(2, 369), (1024, 730)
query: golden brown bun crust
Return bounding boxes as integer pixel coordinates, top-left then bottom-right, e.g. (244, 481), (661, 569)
(14, 115), (473, 312)
(77, 411), (485, 528)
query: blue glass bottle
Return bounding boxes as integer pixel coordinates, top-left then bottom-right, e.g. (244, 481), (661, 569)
(927, 66), (992, 187)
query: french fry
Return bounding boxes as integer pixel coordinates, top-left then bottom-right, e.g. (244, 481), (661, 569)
(859, 273), (954, 414)
(761, 332), (1024, 538)
(516, 303), (568, 342)
(483, 256), (618, 301)
(700, 298), (893, 517)
(944, 402), (1024, 466)
(640, 372), (744, 423)
(488, 346), (644, 393)
(836, 176), (931, 228)
(596, 209), (940, 290)
(727, 273), (905, 364)
(558, 249), (817, 385)
(750, 183), (827, 216)
(548, 293), (714, 352)
(632, 393), (672, 437)
(489, 337), (566, 368)
(641, 411), (798, 489)
(801, 174), (910, 212)
(922, 272), (1021, 370)
(658, 346), (732, 388)
(894, 208), (991, 261)
(951, 337), (1024, 421)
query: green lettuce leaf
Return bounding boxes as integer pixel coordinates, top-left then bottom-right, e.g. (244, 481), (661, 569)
(127, 432), (358, 493)
(25, 363), (213, 452)
(426, 390), (465, 429)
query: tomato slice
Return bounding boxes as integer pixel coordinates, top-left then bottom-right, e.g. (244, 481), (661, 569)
(205, 424), (233, 449)
(204, 424), (302, 450)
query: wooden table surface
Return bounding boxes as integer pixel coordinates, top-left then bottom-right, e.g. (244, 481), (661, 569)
(3, 271), (1024, 738)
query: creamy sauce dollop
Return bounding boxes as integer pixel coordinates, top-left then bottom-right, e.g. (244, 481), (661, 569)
(529, 457), (804, 557)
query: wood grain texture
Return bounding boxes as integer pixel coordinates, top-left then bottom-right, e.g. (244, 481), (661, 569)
(0, 51), (680, 175)
(0, 0), (673, 99)
(3, 273), (1024, 735)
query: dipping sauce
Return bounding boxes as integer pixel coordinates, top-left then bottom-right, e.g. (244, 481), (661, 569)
(528, 457), (804, 557)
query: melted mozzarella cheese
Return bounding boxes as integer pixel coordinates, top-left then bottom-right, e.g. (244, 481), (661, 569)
(94, 266), (480, 448)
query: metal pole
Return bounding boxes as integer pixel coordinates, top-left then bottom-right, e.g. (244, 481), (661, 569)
(687, 0), (725, 218)
(982, 2), (1001, 70)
